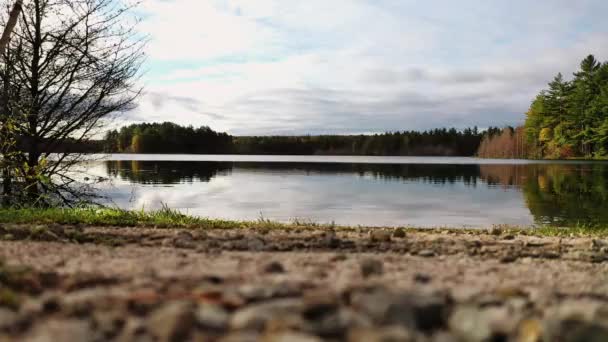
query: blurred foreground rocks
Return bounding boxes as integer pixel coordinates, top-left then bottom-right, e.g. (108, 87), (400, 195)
(0, 225), (607, 341)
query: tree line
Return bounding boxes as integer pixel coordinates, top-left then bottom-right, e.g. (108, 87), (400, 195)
(104, 123), (493, 156)
(477, 55), (608, 159)
(105, 122), (232, 154)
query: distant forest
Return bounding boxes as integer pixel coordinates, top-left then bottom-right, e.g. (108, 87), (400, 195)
(103, 122), (494, 156)
(478, 55), (608, 159)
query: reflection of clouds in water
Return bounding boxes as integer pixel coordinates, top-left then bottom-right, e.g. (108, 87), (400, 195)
(98, 167), (532, 227)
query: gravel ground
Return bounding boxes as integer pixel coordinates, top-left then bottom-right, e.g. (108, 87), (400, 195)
(1, 225), (608, 341)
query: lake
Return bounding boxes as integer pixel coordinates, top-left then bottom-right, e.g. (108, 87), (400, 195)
(85, 154), (608, 227)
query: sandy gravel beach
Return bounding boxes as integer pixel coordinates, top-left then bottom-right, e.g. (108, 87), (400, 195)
(1, 225), (608, 341)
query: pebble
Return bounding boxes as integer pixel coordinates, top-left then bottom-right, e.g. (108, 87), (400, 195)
(322, 231), (341, 248)
(0, 308), (18, 330)
(348, 326), (414, 342)
(369, 230), (392, 243)
(247, 237), (266, 251)
(24, 319), (93, 342)
(92, 310), (126, 340)
(413, 273), (432, 284)
(359, 258), (384, 278)
(263, 261), (286, 274)
(175, 231), (194, 241)
(147, 301), (195, 341)
(195, 304), (230, 330)
(418, 249), (435, 257)
(449, 306), (493, 342)
(500, 254), (518, 263)
(264, 332), (323, 342)
(230, 298), (303, 331)
(168, 230), (196, 249)
(516, 319), (542, 342)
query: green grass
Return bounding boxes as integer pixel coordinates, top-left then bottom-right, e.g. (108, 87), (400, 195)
(0, 207), (249, 229)
(0, 207), (607, 237)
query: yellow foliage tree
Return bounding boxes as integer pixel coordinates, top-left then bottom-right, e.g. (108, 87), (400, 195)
(131, 134), (142, 153)
(539, 128), (553, 142)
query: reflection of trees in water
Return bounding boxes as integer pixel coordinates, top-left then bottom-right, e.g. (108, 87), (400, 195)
(106, 161), (485, 185)
(482, 163), (608, 226)
(105, 161), (233, 184)
(106, 160), (608, 226)
(520, 164), (608, 226)
(479, 165), (531, 187)
(235, 163), (482, 186)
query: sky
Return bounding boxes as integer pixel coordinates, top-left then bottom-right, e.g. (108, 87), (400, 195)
(125, 0), (608, 135)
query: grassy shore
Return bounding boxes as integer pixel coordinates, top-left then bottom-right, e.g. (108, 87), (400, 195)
(0, 207), (606, 238)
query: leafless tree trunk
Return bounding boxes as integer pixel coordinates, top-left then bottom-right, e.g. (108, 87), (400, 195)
(0, 0), (22, 55)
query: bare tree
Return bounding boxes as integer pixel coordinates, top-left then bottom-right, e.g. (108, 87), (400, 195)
(0, 0), (144, 206)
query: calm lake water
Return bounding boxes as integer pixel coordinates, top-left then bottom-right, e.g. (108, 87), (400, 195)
(86, 154), (608, 227)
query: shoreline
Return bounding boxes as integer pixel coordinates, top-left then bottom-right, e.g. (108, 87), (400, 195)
(83, 152), (608, 163)
(1, 217), (608, 340)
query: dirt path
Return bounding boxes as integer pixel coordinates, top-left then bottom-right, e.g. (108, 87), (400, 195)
(1, 225), (608, 341)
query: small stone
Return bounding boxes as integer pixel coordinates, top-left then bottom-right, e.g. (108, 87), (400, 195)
(247, 237), (266, 251)
(37, 229), (60, 242)
(263, 261), (286, 274)
(117, 318), (149, 342)
(414, 273), (432, 284)
(93, 311), (126, 340)
(306, 307), (372, 338)
(544, 319), (608, 342)
(349, 288), (447, 332)
(591, 239), (608, 250)
(175, 230), (194, 241)
(330, 254), (348, 262)
(418, 249), (435, 257)
(195, 304), (230, 330)
(449, 306), (492, 342)
(219, 332), (260, 342)
(348, 326), (414, 342)
(147, 301), (195, 342)
(450, 305), (519, 342)
(369, 230), (392, 243)
(500, 254), (518, 263)
(517, 319), (542, 342)
(541, 251), (561, 259)
(167, 230), (196, 249)
(322, 231), (341, 249)
(25, 319), (93, 342)
(263, 332), (322, 342)
(231, 299), (303, 331)
(495, 286), (527, 300)
(0, 308), (18, 330)
(238, 283), (301, 302)
(360, 258), (384, 278)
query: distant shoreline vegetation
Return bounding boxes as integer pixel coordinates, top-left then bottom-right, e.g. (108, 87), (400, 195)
(103, 122), (495, 156)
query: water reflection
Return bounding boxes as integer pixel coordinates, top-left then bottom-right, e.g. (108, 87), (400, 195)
(106, 161), (485, 185)
(106, 161), (232, 184)
(103, 160), (608, 227)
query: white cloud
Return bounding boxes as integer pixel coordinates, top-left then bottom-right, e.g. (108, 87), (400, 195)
(125, 0), (608, 135)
